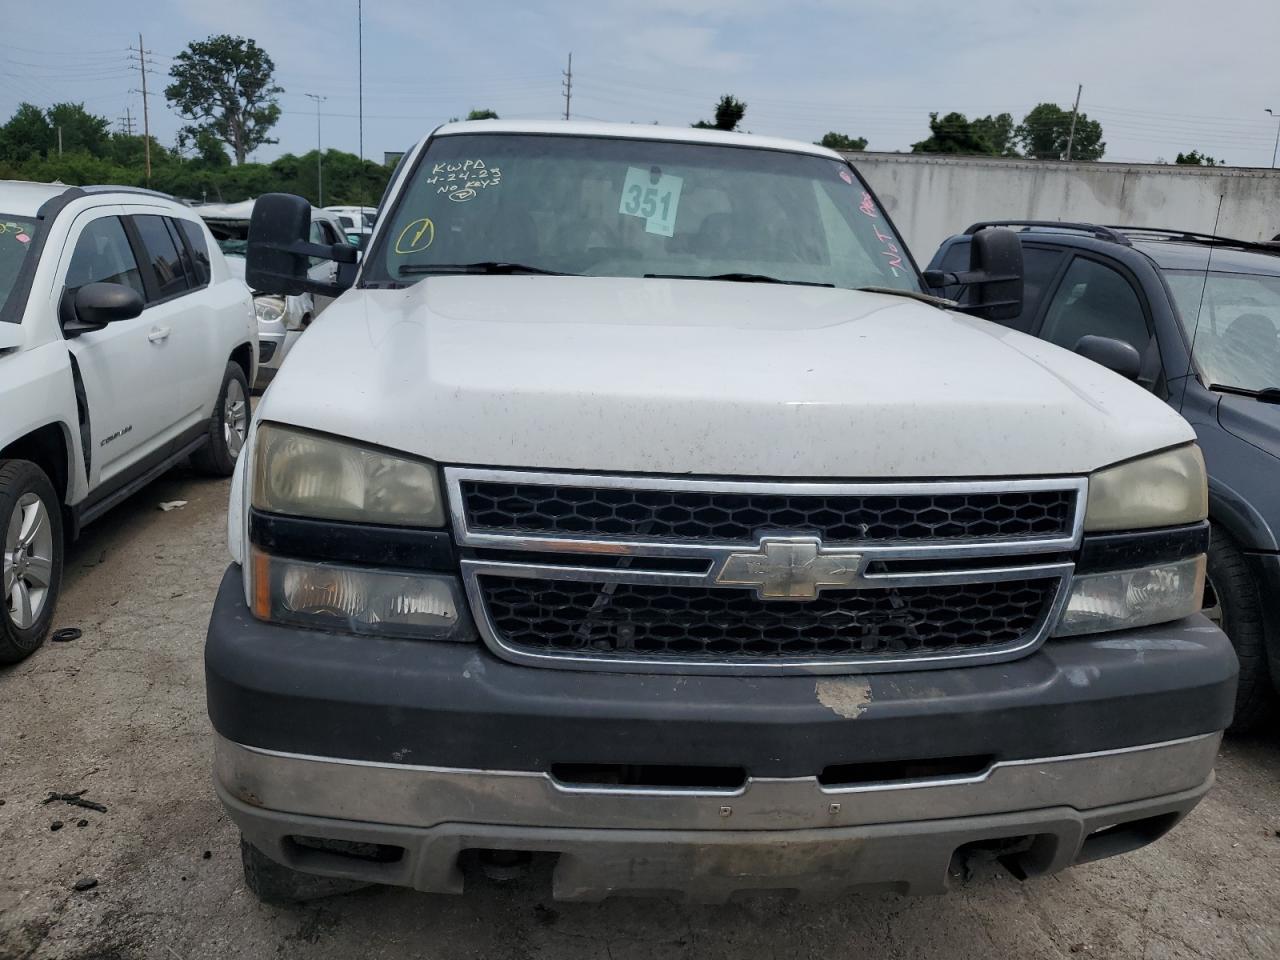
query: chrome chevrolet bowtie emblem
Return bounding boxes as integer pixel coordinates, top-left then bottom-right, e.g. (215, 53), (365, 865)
(715, 537), (865, 600)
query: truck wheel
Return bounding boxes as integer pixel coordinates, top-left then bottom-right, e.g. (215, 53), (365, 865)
(194, 362), (250, 477)
(1205, 523), (1273, 732)
(239, 837), (368, 905)
(0, 460), (64, 664)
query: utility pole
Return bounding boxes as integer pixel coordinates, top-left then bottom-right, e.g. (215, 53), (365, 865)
(128, 34), (154, 184)
(1065, 83), (1082, 162)
(562, 52), (572, 120)
(305, 93), (327, 206)
(1266, 109), (1280, 169)
(117, 108), (136, 136)
(358, 0), (364, 163)
(57, 126), (63, 156)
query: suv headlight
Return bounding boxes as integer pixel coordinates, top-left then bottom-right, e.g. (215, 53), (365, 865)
(1055, 444), (1208, 637)
(254, 295), (286, 325)
(251, 423), (445, 526)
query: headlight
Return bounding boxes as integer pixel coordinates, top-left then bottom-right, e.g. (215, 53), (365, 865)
(248, 548), (469, 640)
(1084, 445), (1207, 532)
(252, 423), (445, 526)
(254, 295), (286, 324)
(1054, 556), (1205, 637)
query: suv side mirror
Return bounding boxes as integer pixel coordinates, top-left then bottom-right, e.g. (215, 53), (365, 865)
(246, 193), (357, 298)
(1074, 335), (1142, 380)
(65, 282), (144, 335)
(922, 228), (1024, 322)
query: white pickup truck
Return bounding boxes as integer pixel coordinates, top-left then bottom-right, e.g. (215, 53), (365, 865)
(0, 182), (255, 662)
(205, 122), (1237, 906)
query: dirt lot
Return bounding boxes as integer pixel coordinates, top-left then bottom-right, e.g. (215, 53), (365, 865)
(1, 468), (1278, 960)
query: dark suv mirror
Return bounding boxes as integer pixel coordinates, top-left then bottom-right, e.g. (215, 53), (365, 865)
(66, 282), (143, 334)
(922, 227), (1024, 322)
(1074, 335), (1142, 380)
(246, 193), (357, 297)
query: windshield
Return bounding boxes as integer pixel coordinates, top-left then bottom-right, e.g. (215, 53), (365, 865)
(1165, 269), (1280, 391)
(365, 134), (918, 292)
(0, 215), (39, 321)
(203, 220), (249, 259)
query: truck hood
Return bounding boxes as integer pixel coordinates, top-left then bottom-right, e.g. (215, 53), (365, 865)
(259, 276), (1193, 477)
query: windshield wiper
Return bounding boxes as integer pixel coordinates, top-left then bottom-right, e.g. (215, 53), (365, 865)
(644, 272), (834, 288)
(398, 261), (572, 277)
(856, 286), (957, 308)
(1209, 383), (1280, 403)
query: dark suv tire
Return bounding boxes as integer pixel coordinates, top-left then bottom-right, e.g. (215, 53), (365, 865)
(193, 362), (250, 477)
(0, 460), (64, 664)
(1205, 523), (1273, 732)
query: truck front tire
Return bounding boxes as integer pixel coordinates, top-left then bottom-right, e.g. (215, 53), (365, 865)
(0, 460), (64, 664)
(239, 837), (368, 905)
(194, 363), (251, 477)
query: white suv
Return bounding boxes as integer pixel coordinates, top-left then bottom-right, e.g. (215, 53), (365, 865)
(0, 181), (256, 662)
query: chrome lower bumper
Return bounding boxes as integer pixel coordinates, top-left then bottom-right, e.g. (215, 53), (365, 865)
(214, 732), (1220, 900)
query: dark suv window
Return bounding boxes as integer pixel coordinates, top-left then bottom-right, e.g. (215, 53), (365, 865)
(177, 219), (212, 285)
(64, 216), (145, 301)
(132, 214), (190, 300)
(1040, 257), (1149, 353)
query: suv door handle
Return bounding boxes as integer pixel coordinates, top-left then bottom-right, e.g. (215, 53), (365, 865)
(147, 326), (171, 343)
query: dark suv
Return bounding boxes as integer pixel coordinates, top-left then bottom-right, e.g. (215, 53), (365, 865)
(930, 223), (1280, 730)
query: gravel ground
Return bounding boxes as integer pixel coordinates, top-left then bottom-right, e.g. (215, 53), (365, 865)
(1, 468), (1278, 960)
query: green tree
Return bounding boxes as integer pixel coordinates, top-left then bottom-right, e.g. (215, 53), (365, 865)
(45, 102), (111, 156)
(693, 95), (746, 131)
(1175, 150), (1221, 166)
(819, 131), (868, 151)
(971, 113), (1018, 156)
(466, 108), (499, 120)
(911, 112), (993, 155)
(1016, 102), (1105, 161)
(165, 35), (283, 164)
(0, 103), (54, 162)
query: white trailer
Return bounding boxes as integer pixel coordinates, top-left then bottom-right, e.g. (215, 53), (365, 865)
(850, 152), (1280, 259)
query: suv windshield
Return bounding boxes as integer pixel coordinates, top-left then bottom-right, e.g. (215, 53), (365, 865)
(1165, 269), (1280, 391)
(366, 134), (918, 293)
(0, 215), (38, 321)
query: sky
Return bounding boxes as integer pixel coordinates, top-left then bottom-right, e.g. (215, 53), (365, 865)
(2, 0), (1279, 168)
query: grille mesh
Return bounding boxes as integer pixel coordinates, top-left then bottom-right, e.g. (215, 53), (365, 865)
(478, 575), (1058, 662)
(461, 481), (1074, 543)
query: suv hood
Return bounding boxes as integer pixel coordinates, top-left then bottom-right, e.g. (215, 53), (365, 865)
(260, 276), (1192, 477)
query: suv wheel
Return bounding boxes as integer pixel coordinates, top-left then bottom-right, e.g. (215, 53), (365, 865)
(239, 837), (368, 905)
(194, 362), (251, 477)
(0, 460), (64, 664)
(1205, 523), (1273, 732)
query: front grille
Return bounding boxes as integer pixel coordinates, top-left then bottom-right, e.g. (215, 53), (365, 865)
(449, 468), (1083, 673)
(478, 575), (1059, 662)
(460, 481), (1074, 543)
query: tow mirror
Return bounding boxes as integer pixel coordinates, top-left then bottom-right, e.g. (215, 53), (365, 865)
(65, 282), (143, 336)
(922, 227), (1024, 322)
(246, 193), (357, 298)
(1074, 335), (1142, 381)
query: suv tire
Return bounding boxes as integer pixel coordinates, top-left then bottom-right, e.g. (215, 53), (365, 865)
(239, 837), (368, 905)
(194, 362), (250, 477)
(1205, 523), (1273, 732)
(0, 460), (64, 664)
